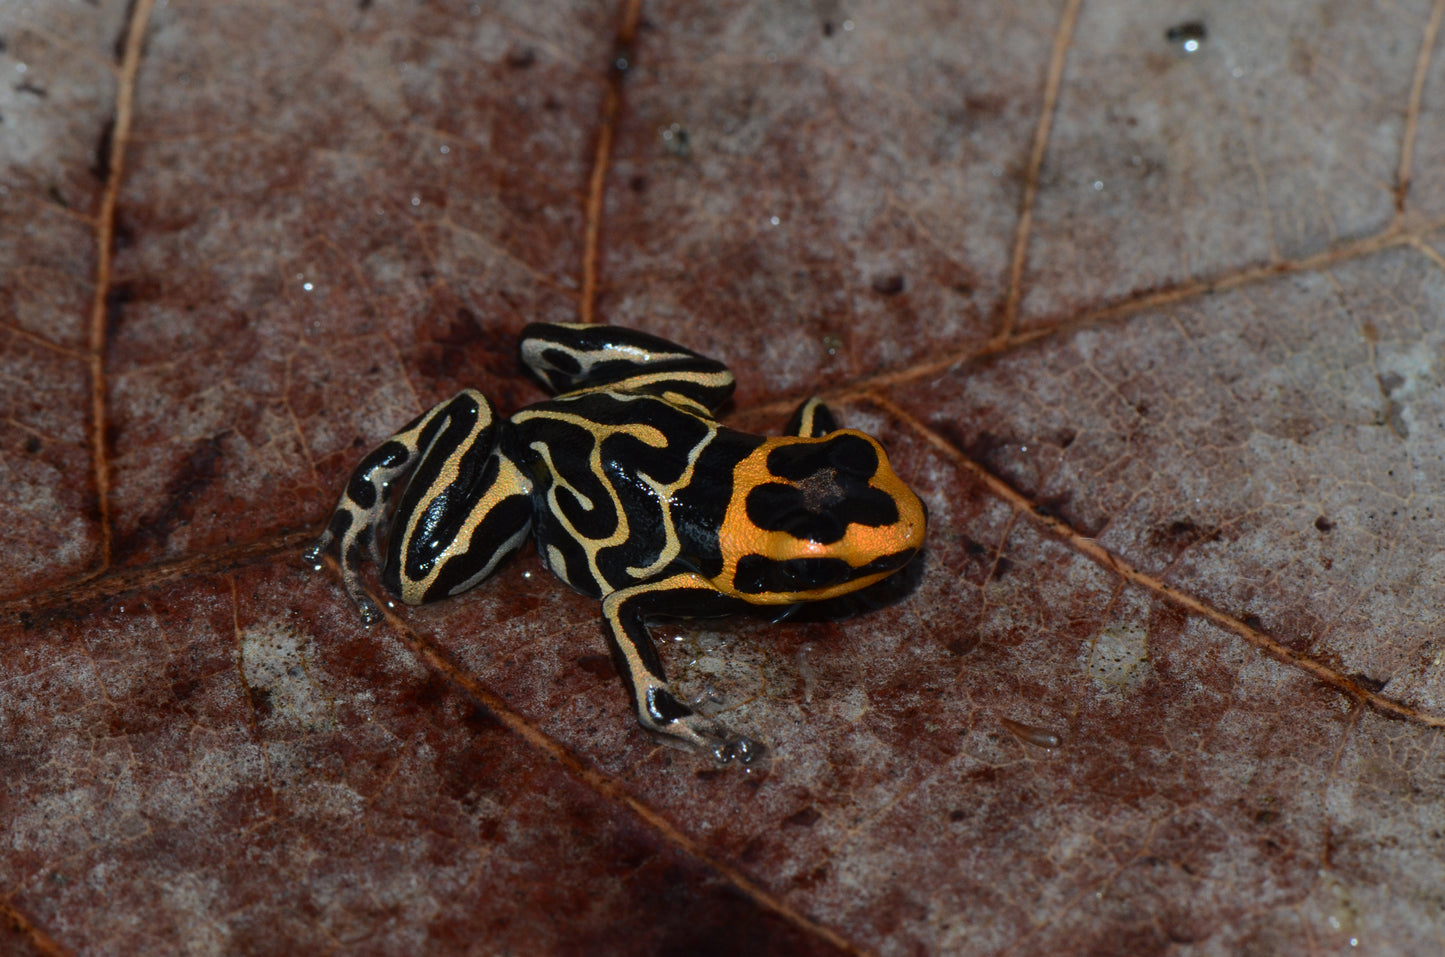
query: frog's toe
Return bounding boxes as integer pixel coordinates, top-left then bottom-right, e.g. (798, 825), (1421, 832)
(302, 533), (333, 568)
(654, 711), (768, 766)
(712, 732), (769, 767)
(355, 596), (383, 625)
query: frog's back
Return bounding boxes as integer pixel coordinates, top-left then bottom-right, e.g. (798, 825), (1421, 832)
(511, 390), (763, 598)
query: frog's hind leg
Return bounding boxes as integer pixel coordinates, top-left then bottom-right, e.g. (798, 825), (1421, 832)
(600, 572), (764, 763)
(519, 322), (735, 413)
(382, 408), (533, 608)
(785, 397), (839, 437)
(306, 389), (510, 624)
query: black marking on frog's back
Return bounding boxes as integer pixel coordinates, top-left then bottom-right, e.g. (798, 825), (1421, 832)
(514, 391), (750, 597)
(745, 433), (901, 540)
(668, 427), (767, 577)
(766, 432), (879, 480)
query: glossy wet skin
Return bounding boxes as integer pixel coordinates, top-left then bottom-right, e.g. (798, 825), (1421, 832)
(308, 323), (927, 762)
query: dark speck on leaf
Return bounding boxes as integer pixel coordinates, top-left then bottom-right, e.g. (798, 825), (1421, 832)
(611, 41), (633, 74)
(1165, 21), (1207, 45)
(1349, 673), (1387, 694)
(784, 807), (821, 827)
(871, 274), (906, 296)
(577, 655), (614, 681)
(506, 47), (536, 69)
(25, 436), (42, 454)
(1314, 516), (1334, 533)
(946, 636), (979, 657)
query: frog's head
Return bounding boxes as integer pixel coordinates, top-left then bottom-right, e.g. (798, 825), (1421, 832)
(716, 430), (927, 603)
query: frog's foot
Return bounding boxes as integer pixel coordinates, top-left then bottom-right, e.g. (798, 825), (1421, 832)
(304, 520), (385, 625)
(642, 688), (768, 766)
(301, 531), (333, 569)
(601, 574), (767, 765)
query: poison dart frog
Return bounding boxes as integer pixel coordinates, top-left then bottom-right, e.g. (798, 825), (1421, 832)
(307, 323), (927, 762)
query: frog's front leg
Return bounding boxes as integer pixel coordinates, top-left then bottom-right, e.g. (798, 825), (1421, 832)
(785, 396), (839, 438)
(600, 572), (764, 763)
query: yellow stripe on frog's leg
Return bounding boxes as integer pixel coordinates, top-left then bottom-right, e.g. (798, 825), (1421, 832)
(785, 397), (839, 438)
(305, 389), (493, 625)
(599, 572), (765, 764)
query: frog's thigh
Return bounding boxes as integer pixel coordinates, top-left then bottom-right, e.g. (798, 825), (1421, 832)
(785, 397), (839, 438)
(387, 451), (533, 605)
(600, 572), (743, 745)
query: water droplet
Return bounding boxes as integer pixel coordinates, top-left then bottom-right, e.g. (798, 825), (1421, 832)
(1182, 39), (1200, 53)
(1092, 180), (1104, 191)
(660, 122), (689, 157)
(769, 215), (780, 226)
(15, 63), (27, 74)
(440, 144), (450, 154)
(842, 19), (855, 31)
(410, 195), (421, 206)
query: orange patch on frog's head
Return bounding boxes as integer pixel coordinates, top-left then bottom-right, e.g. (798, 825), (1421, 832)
(715, 430), (926, 602)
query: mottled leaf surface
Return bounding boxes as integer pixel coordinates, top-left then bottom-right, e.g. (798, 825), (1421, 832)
(4, 0), (1445, 954)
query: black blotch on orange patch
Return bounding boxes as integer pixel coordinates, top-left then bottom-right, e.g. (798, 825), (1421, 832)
(734, 555), (852, 595)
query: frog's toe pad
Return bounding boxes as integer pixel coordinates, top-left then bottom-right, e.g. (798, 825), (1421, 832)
(712, 733), (769, 767)
(302, 535), (332, 568)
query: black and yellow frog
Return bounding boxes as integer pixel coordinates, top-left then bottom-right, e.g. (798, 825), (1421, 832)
(307, 323), (926, 761)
